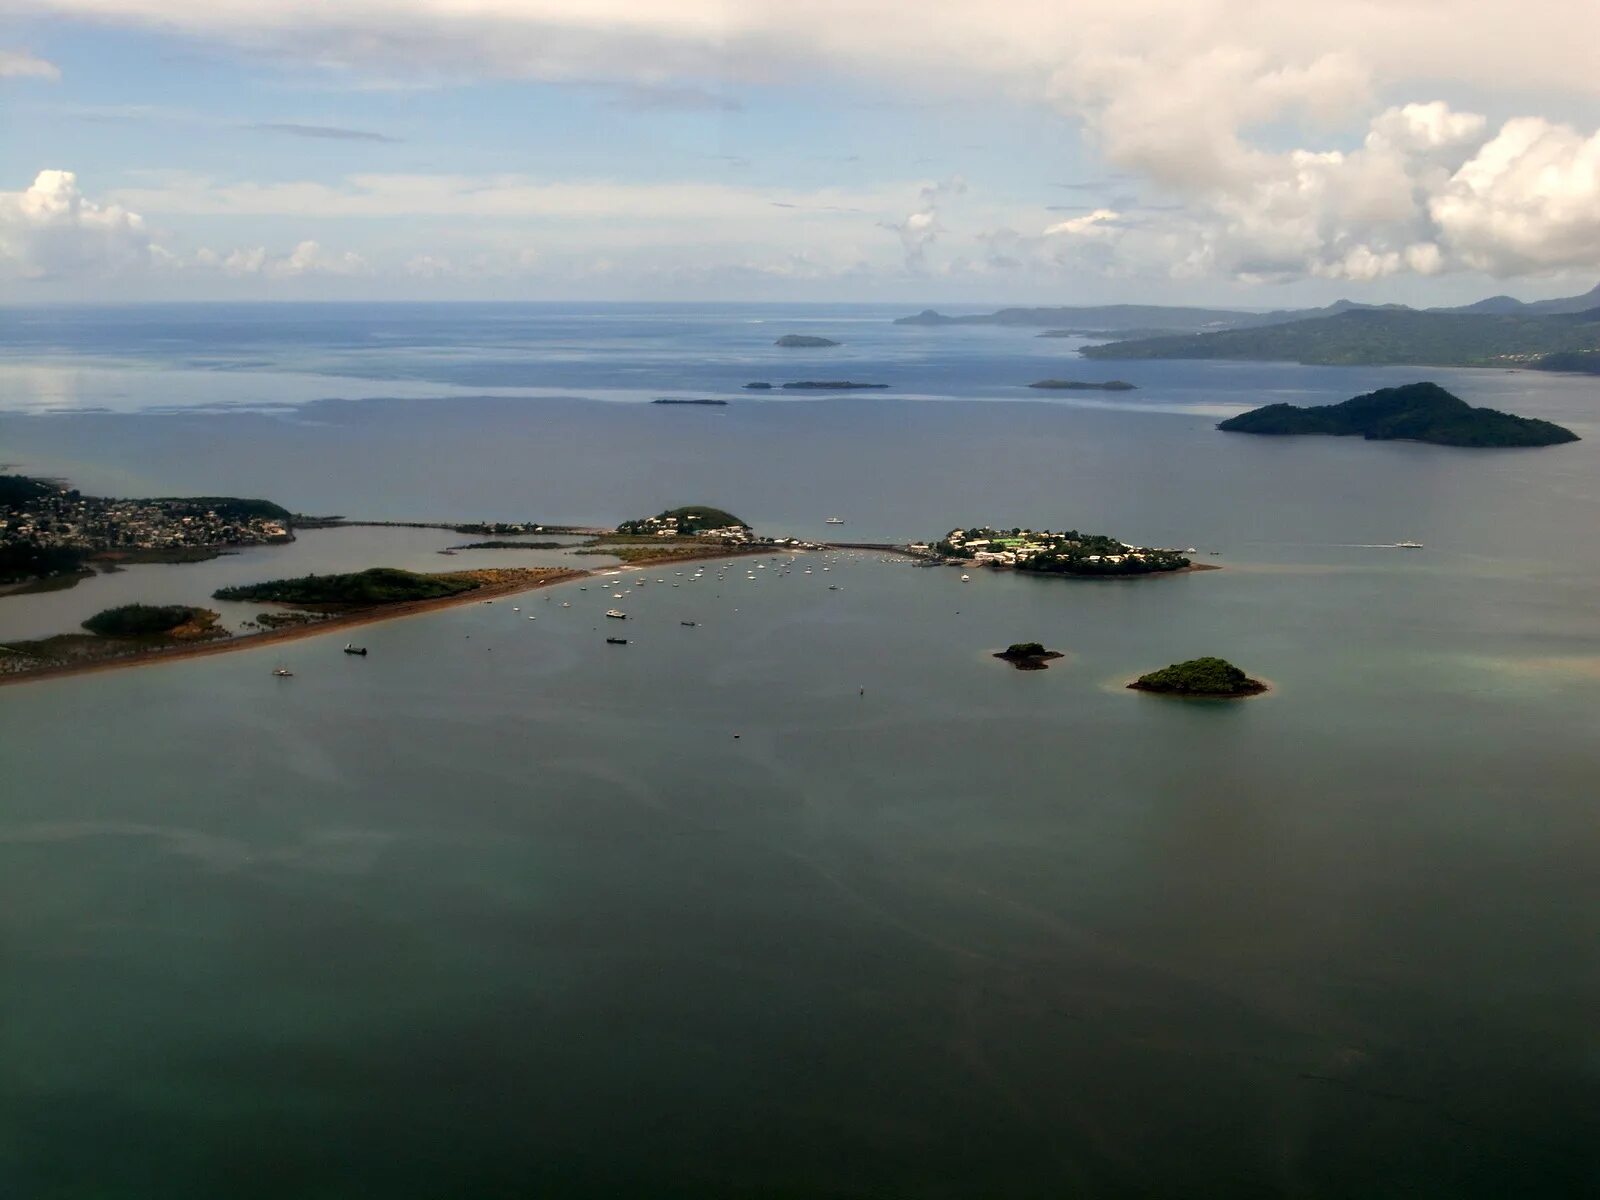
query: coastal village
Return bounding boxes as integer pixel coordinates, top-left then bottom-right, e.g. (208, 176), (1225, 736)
(920, 526), (1193, 574)
(0, 477), (292, 560)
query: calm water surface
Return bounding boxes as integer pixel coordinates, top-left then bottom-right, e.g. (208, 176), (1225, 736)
(0, 305), (1596, 1197)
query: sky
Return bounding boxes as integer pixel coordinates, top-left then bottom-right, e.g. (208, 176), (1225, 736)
(2, 0), (1600, 306)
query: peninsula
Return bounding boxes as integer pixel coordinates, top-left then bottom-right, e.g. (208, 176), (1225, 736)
(925, 526), (1196, 577)
(1217, 382), (1579, 448)
(0, 502), (817, 685)
(1082, 305), (1600, 370)
(1128, 657), (1267, 697)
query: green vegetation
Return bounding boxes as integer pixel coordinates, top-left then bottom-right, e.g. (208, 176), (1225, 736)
(1028, 379), (1136, 391)
(1129, 657), (1266, 697)
(0, 474), (60, 507)
(450, 540), (565, 549)
(82, 604), (206, 637)
(147, 496), (292, 523)
(1218, 382), (1579, 448)
(775, 335), (840, 347)
(0, 543), (90, 585)
(1082, 307), (1600, 368)
(616, 506), (749, 536)
(214, 567), (482, 606)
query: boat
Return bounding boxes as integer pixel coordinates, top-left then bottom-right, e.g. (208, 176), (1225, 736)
(561, 601), (571, 608)
(681, 620), (698, 627)
(272, 666), (293, 677)
(1397, 540), (1424, 549)
(605, 609), (627, 619)
(828, 584), (841, 590)
(960, 574), (971, 582)
(343, 644), (367, 656)
(826, 517), (845, 525)
(606, 636), (629, 645)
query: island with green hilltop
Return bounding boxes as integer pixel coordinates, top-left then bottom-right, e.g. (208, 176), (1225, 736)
(924, 526), (1196, 577)
(1218, 382), (1579, 448)
(1128, 657), (1267, 697)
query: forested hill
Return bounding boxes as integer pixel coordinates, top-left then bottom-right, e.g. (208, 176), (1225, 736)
(1081, 307), (1600, 370)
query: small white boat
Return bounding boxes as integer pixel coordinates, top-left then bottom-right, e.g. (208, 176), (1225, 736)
(605, 609), (627, 620)
(960, 574), (971, 582)
(1397, 540), (1424, 549)
(561, 601), (571, 608)
(272, 666), (293, 678)
(826, 517), (846, 525)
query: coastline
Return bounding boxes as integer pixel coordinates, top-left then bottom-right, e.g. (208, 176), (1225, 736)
(0, 544), (784, 689)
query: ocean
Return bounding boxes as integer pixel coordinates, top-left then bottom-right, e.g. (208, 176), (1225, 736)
(0, 303), (1596, 1197)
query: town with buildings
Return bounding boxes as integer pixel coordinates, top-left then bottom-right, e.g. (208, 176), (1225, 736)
(920, 526), (1194, 576)
(0, 474), (292, 583)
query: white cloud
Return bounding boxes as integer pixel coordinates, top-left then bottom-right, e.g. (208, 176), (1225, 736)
(0, 169), (156, 280)
(195, 240), (371, 278)
(0, 49), (60, 80)
(884, 177), (965, 272)
(20, 0), (1600, 285)
(106, 173), (907, 224)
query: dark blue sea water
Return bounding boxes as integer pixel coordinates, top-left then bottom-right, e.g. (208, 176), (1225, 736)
(0, 304), (1597, 1197)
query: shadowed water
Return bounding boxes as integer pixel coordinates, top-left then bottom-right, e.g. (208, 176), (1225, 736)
(0, 305), (1596, 1197)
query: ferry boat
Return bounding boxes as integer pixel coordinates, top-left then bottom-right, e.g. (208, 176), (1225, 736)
(1397, 540), (1424, 549)
(605, 609), (627, 620)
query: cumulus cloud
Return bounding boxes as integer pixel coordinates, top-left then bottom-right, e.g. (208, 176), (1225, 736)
(0, 49), (60, 80)
(0, 169), (157, 280)
(195, 240), (371, 278)
(884, 177), (965, 272)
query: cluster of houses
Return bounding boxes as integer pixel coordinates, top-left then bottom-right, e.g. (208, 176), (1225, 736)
(621, 512), (755, 543)
(929, 526), (1191, 569)
(0, 487), (291, 555)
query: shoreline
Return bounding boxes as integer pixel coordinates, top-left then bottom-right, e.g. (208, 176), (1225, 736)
(0, 544), (784, 689)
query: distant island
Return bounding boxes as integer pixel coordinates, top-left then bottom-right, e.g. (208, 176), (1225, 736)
(993, 642), (1065, 671)
(1, 474), (292, 591)
(744, 381), (888, 391)
(1028, 379), (1136, 391)
(1128, 657), (1267, 698)
(896, 284), (1600, 355)
(774, 335), (840, 348)
(1082, 304), (1600, 370)
(1217, 382), (1579, 448)
(652, 398), (727, 406)
(925, 526), (1195, 577)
